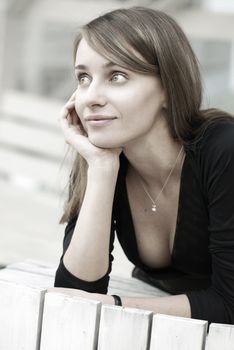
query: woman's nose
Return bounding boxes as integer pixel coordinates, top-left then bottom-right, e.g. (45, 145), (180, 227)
(84, 83), (107, 108)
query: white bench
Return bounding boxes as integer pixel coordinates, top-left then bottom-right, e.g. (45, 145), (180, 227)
(0, 260), (233, 350)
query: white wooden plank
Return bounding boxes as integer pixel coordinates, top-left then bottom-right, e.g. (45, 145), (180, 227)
(0, 268), (54, 288)
(0, 281), (45, 350)
(40, 292), (101, 350)
(205, 323), (234, 350)
(150, 314), (208, 350)
(98, 305), (152, 350)
(6, 259), (57, 276)
(4, 260), (170, 298)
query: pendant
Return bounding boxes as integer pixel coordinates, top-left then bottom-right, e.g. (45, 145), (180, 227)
(152, 204), (157, 212)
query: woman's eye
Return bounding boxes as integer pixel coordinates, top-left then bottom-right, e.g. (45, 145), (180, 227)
(77, 73), (91, 86)
(111, 72), (128, 83)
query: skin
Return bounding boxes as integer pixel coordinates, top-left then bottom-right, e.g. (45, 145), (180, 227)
(74, 38), (166, 150)
(65, 38), (184, 184)
(51, 38), (191, 318)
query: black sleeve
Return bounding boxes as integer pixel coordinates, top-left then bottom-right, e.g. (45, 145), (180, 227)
(54, 214), (115, 294)
(186, 121), (234, 324)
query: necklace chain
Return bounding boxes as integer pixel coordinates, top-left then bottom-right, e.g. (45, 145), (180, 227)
(137, 146), (184, 212)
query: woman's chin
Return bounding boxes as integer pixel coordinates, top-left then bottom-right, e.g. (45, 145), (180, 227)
(88, 135), (121, 149)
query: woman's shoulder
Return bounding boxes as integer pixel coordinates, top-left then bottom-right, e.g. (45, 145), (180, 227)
(187, 117), (234, 154)
(185, 117), (234, 178)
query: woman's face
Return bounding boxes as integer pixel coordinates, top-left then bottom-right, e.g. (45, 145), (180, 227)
(74, 38), (167, 148)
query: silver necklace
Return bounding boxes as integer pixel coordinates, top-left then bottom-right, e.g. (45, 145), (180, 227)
(137, 146), (184, 212)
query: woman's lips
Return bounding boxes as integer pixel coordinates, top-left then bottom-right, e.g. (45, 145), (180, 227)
(85, 117), (117, 126)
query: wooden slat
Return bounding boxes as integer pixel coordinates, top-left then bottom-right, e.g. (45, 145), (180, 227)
(2, 260), (170, 298)
(6, 259), (57, 276)
(98, 305), (152, 350)
(40, 292), (101, 350)
(205, 323), (234, 350)
(1, 261), (234, 350)
(0, 268), (54, 289)
(0, 281), (45, 350)
(0, 265), (167, 299)
(149, 314), (208, 350)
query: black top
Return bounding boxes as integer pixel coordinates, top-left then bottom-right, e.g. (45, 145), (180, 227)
(54, 119), (234, 325)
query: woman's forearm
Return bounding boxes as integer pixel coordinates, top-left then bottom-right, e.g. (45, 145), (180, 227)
(63, 165), (119, 282)
(49, 287), (191, 318)
(121, 294), (191, 318)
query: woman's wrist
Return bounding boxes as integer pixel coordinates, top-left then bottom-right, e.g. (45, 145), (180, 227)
(88, 161), (120, 178)
(86, 165), (119, 196)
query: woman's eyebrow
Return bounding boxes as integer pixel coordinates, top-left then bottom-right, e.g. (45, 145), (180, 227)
(74, 62), (118, 70)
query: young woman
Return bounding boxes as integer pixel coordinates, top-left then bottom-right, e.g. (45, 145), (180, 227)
(53, 7), (234, 324)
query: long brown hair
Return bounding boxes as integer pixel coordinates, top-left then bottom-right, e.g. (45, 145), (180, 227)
(60, 6), (233, 223)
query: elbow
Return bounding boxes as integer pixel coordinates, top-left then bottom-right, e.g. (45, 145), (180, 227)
(54, 259), (110, 294)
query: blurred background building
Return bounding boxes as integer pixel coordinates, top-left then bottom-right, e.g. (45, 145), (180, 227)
(0, 0), (234, 275)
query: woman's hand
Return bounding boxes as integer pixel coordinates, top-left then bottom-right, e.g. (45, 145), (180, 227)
(60, 91), (122, 170)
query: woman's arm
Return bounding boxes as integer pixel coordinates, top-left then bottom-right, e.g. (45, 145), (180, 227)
(55, 92), (121, 287)
(48, 287), (191, 318)
(121, 294), (191, 317)
(63, 164), (119, 282)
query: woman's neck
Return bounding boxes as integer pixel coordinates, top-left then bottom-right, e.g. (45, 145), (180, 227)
(122, 118), (184, 187)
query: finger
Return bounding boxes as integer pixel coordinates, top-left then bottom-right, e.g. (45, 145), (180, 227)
(66, 100), (76, 108)
(60, 114), (76, 132)
(68, 90), (77, 103)
(72, 113), (87, 135)
(60, 91), (77, 119)
(67, 104), (84, 130)
(60, 100), (75, 115)
(65, 101), (76, 115)
(60, 105), (71, 120)
(60, 115), (70, 130)
(70, 124), (87, 137)
(60, 109), (72, 126)
(61, 115), (85, 140)
(65, 119), (89, 141)
(67, 114), (72, 126)
(69, 108), (79, 126)
(60, 102), (76, 125)
(69, 130), (91, 152)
